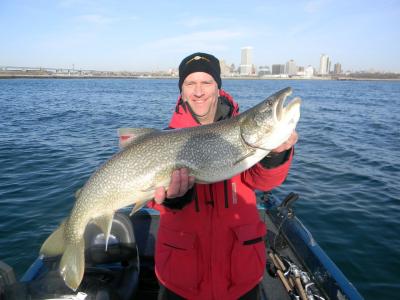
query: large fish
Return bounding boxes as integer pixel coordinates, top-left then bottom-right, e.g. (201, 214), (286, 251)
(40, 87), (301, 290)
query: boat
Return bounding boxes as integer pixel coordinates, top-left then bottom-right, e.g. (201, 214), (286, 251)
(0, 192), (364, 300)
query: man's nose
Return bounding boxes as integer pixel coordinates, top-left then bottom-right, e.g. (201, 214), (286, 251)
(193, 84), (204, 96)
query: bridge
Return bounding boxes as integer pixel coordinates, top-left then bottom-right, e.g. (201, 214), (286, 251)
(0, 65), (96, 73)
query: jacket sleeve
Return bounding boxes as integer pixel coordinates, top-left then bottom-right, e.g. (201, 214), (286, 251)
(241, 148), (294, 191)
(147, 188), (194, 212)
(160, 188), (194, 210)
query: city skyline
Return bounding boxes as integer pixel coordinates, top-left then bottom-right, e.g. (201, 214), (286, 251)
(0, 51), (379, 76)
(1, 0), (399, 73)
(220, 52), (346, 77)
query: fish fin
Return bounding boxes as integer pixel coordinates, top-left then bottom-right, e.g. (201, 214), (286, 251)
(140, 176), (171, 192)
(92, 214), (114, 251)
(129, 199), (149, 216)
(40, 220), (67, 256)
(118, 127), (160, 149)
(140, 185), (155, 192)
(233, 150), (256, 166)
(74, 188), (82, 199)
(59, 238), (85, 291)
(140, 174), (172, 192)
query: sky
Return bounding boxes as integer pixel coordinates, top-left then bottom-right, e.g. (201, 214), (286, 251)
(0, 0), (399, 72)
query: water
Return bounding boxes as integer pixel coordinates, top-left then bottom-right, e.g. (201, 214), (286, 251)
(0, 78), (399, 299)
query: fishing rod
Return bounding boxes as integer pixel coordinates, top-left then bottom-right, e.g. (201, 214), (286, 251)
(268, 248), (326, 300)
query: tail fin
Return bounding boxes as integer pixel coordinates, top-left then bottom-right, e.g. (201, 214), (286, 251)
(40, 220), (67, 256)
(59, 239), (85, 291)
(40, 220), (86, 291)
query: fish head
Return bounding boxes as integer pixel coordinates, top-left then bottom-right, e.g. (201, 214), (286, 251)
(240, 87), (301, 150)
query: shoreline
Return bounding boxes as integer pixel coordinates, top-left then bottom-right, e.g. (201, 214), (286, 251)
(0, 73), (399, 81)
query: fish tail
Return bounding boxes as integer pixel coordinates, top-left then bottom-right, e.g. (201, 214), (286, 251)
(40, 220), (67, 256)
(40, 220), (85, 291)
(59, 238), (85, 291)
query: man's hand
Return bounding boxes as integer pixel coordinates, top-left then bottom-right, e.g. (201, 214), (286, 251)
(271, 131), (298, 153)
(154, 168), (195, 204)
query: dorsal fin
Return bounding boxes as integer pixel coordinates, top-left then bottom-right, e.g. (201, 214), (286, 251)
(74, 188), (82, 199)
(117, 128), (159, 149)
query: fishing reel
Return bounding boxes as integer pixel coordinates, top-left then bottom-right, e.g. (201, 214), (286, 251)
(261, 192), (299, 219)
(267, 250), (326, 300)
(277, 192), (299, 219)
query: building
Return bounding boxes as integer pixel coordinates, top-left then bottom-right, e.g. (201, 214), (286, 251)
(240, 47), (253, 75)
(258, 65), (271, 76)
(230, 63), (236, 74)
(272, 64), (285, 75)
(295, 66), (305, 76)
(219, 59), (232, 76)
(304, 65), (314, 78)
(285, 59), (297, 76)
(334, 63), (342, 75)
(319, 54), (331, 75)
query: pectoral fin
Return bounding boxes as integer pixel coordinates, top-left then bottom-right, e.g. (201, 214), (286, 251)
(92, 214), (114, 251)
(129, 199), (149, 216)
(141, 185), (156, 192)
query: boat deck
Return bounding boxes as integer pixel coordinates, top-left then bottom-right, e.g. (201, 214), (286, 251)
(4, 194), (363, 299)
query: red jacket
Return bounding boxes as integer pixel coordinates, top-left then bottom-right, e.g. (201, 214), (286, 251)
(149, 90), (293, 299)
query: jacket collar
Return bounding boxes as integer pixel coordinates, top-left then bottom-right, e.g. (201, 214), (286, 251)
(168, 89), (239, 129)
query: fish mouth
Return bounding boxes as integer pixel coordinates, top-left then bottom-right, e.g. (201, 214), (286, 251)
(274, 88), (301, 126)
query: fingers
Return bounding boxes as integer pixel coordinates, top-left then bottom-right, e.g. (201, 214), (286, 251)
(154, 186), (166, 204)
(154, 168), (195, 204)
(272, 131), (299, 153)
(286, 131), (298, 148)
(167, 169), (185, 198)
(167, 168), (195, 198)
(188, 174), (195, 189)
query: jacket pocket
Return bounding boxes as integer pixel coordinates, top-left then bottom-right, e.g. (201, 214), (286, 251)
(155, 226), (201, 292)
(230, 221), (267, 286)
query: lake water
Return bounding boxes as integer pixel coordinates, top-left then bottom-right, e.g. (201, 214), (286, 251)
(0, 78), (399, 299)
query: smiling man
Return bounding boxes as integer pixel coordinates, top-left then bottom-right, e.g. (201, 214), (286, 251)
(181, 71), (219, 125)
(150, 52), (298, 300)
(178, 55), (221, 125)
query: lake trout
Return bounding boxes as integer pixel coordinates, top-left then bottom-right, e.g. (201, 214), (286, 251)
(40, 87), (301, 290)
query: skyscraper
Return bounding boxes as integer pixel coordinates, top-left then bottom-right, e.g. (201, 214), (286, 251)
(334, 63), (342, 75)
(319, 54), (330, 75)
(219, 59), (231, 76)
(286, 59), (297, 76)
(240, 47), (253, 75)
(272, 64), (285, 75)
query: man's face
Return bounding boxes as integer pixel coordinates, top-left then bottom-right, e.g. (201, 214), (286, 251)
(181, 72), (219, 125)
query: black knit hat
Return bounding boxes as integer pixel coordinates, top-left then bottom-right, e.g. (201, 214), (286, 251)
(178, 52), (221, 91)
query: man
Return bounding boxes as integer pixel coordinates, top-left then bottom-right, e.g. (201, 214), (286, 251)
(148, 52), (298, 300)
